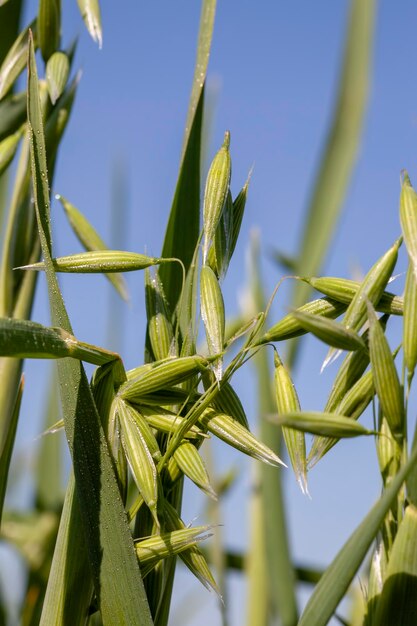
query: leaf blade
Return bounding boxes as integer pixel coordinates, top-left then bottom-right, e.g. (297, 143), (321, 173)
(27, 33), (153, 625)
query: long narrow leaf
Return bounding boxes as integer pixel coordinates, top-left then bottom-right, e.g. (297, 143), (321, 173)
(0, 0), (23, 66)
(0, 20), (37, 99)
(0, 91), (26, 141)
(27, 34), (153, 625)
(40, 476), (94, 625)
(298, 444), (417, 626)
(0, 374), (23, 523)
(160, 0), (216, 312)
(287, 0), (376, 365)
(0, 317), (120, 365)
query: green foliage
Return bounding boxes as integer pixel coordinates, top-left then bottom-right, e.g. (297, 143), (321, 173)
(0, 2), (416, 626)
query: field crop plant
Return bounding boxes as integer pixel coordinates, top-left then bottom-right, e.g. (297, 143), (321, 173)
(0, 0), (417, 625)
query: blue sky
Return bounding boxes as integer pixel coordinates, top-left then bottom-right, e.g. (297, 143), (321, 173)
(5, 1), (417, 624)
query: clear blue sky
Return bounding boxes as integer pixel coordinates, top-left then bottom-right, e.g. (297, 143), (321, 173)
(6, 1), (417, 624)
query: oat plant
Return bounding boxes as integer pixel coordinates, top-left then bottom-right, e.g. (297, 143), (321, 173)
(0, 1), (417, 626)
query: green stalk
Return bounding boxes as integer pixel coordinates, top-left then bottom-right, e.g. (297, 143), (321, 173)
(247, 234), (298, 626)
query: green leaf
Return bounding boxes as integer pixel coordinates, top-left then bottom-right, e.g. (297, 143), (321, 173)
(0, 20), (37, 100)
(40, 475), (94, 625)
(45, 72), (79, 174)
(0, 316), (120, 365)
(160, 0), (217, 312)
(35, 367), (63, 510)
(27, 33), (153, 625)
(0, 0), (24, 66)
(0, 125), (23, 176)
(38, 0), (61, 62)
(0, 90), (26, 141)
(0, 373), (22, 522)
(372, 504), (417, 625)
(298, 445), (417, 626)
(287, 0), (376, 366)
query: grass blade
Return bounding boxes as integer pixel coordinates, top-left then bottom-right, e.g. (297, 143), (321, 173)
(372, 504), (417, 625)
(0, 125), (24, 175)
(0, 0), (23, 66)
(27, 33), (153, 624)
(40, 476), (94, 625)
(0, 19), (37, 99)
(287, 0), (376, 365)
(38, 0), (61, 62)
(298, 445), (417, 626)
(160, 0), (217, 312)
(0, 374), (23, 523)
(0, 91), (27, 141)
(35, 367), (63, 511)
(0, 316), (121, 364)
